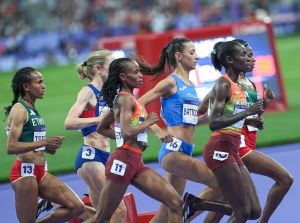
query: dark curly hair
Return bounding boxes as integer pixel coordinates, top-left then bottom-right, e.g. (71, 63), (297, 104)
(4, 67), (36, 117)
(100, 58), (133, 109)
(211, 40), (243, 71)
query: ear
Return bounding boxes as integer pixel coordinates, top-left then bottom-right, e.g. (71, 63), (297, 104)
(23, 83), (30, 92)
(93, 63), (101, 73)
(119, 72), (126, 82)
(225, 55), (234, 65)
(175, 51), (182, 62)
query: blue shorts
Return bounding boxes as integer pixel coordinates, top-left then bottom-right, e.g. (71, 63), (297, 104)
(158, 137), (194, 166)
(75, 145), (110, 172)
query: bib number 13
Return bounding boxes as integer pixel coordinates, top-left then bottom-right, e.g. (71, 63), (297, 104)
(21, 163), (34, 177)
(110, 159), (127, 176)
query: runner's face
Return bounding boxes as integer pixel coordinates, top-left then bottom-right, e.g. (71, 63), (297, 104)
(124, 61), (143, 89)
(246, 46), (255, 72)
(179, 41), (199, 71)
(27, 71), (45, 99)
(230, 44), (252, 73)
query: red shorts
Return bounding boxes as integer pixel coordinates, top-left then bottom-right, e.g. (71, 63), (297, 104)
(239, 127), (257, 158)
(204, 132), (245, 171)
(105, 144), (149, 184)
(10, 160), (47, 184)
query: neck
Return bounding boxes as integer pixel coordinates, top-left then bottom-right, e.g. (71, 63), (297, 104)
(174, 67), (190, 83)
(120, 86), (133, 95)
(22, 97), (35, 108)
(91, 75), (105, 88)
(226, 69), (240, 83)
(239, 72), (246, 78)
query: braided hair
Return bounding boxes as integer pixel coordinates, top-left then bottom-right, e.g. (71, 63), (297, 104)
(100, 58), (133, 109)
(233, 39), (249, 48)
(133, 37), (192, 77)
(211, 40), (243, 71)
(4, 67), (36, 117)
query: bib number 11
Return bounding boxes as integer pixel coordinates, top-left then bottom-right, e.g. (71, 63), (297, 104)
(110, 159), (127, 176)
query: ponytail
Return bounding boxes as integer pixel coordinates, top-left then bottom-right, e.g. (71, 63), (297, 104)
(134, 37), (191, 77)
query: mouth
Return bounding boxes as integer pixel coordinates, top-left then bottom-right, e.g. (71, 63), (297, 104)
(248, 63), (255, 71)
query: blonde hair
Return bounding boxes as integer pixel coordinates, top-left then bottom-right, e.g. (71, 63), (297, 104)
(76, 49), (112, 81)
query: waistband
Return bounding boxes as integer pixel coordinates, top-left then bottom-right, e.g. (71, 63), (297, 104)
(15, 159), (46, 167)
(212, 130), (241, 137)
(173, 136), (194, 148)
(82, 144), (110, 155)
(118, 144), (143, 154)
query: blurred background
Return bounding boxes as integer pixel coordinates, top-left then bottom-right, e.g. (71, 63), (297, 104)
(1, 1), (300, 222)
(0, 0), (300, 71)
(0, 0), (300, 182)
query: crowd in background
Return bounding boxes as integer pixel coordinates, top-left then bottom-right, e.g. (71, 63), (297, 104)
(0, 0), (299, 71)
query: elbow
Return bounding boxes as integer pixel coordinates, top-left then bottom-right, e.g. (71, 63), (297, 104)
(209, 122), (219, 131)
(64, 119), (74, 130)
(7, 146), (16, 155)
(96, 125), (104, 135)
(209, 124), (216, 131)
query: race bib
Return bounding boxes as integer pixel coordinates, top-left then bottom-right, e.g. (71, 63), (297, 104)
(183, 100), (199, 125)
(44, 161), (48, 172)
(110, 159), (127, 176)
(114, 124), (124, 147)
(99, 105), (110, 115)
(247, 125), (258, 132)
(213, 151), (229, 161)
(33, 130), (46, 151)
(246, 114), (259, 132)
(240, 134), (246, 148)
(233, 104), (247, 129)
(82, 146), (95, 159)
(21, 163), (34, 177)
(166, 138), (182, 152)
(137, 117), (148, 144)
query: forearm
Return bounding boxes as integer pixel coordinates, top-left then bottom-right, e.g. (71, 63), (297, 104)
(123, 121), (152, 139)
(7, 140), (47, 155)
(64, 117), (99, 130)
(97, 126), (115, 139)
(209, 110), (250, 131)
